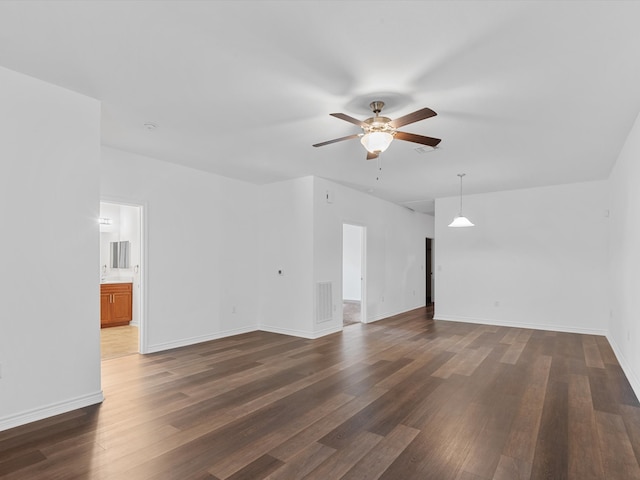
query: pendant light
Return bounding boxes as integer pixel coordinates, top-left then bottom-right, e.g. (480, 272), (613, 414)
(448, 173), (475, 227)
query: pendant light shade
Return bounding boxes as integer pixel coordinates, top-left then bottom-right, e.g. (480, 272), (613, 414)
(448, 173), (475, 228)
(448, 215), (475, 227)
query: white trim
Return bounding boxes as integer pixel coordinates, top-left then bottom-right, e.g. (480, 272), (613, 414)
(260, 324), (342, 339)
(607, 333), (640, 402)
(146, 326), (257, 353)
(434, 314), (608, 336)
(0, 391), (104, 432)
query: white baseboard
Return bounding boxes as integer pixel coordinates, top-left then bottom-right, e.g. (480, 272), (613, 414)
(146, 325), (258, 353)
(434, 314), (608, 336)
(0, 390), (104, 432)
(260, 323), (343, 339)
(606, 334), (640, 402)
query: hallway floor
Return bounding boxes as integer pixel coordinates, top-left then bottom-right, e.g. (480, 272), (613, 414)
(100, 325), (138, 360)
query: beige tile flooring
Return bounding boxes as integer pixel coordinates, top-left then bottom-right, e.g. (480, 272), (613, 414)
(100, 325), (138, 360)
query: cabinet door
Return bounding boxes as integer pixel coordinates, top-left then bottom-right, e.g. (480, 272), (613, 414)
(100, 292), (111, 327)
(100, 283), (133, 328)
(112, 291), (132, 323)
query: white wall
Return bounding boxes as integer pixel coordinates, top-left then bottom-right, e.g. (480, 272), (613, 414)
(101, 146), (260, 352)
(256, 176), (433, 338)
(435, 181), (609, 334)
(0, 66), (102, 430)
(258, 177), (315, 337)
(313, 177), (434, 333)
(342, 224), (363, 301)
(608, 111), (640, 396)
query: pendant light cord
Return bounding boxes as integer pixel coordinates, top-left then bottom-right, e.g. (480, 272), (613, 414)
(458, 173), (465, 216)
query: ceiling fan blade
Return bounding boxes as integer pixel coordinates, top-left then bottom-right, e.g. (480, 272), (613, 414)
(312, 134), (360, 148)
(394, 131), (441, 147)
(366, 151), (378, 160)
(330, 113), (368, 128)
(389, 108), (437, 128)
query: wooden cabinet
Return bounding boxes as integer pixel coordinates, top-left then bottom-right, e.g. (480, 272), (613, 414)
(100, 283), (132, 328)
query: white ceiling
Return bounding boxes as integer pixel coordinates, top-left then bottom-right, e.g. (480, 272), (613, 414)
(2, 1), (640, 214)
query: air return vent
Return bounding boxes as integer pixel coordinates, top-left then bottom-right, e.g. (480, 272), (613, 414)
(316, 282), (333, 324)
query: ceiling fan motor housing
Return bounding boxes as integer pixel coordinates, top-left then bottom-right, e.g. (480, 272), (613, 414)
(363, 116), (395, 135)
(369, 100), (386, 115)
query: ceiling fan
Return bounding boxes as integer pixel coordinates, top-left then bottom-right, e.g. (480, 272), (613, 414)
(313, 101), (441, 160)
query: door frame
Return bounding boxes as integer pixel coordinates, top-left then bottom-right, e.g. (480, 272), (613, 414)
(100, 197), (149, 354)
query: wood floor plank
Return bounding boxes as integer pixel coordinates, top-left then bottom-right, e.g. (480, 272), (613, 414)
(268, 387), (387, 462)
(582, 335), (605, 369)
(223, 454), (283, 480)
(501, 341), (527, 365)
(340, 424), (420, 480)
(596, 335), (619, 365)
(595, 410), (640, 479)
(379, 401), (488, 480)
(567, 374), (605, 479)
(500, 329), (520, 345)
(502, 355), (552, 472)
(302, 430), (383, 479)
(263, 442), (336, 480)
(620, 404), (640, 471)
(493, 454), (531, 480)
(207, 392), (352, 479)
(530, 380), (569, 479)
(1, 307), (639, 480)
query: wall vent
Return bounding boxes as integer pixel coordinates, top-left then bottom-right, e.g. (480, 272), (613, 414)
(316, 281), (333, 324)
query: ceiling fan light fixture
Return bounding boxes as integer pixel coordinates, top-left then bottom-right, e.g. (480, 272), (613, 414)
(360, 131), (394, 154)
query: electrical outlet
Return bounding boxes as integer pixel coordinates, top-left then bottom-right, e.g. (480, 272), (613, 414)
(232, 306), (236, 314)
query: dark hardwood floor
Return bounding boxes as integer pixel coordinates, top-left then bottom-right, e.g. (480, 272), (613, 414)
(2, 307), (640, 479)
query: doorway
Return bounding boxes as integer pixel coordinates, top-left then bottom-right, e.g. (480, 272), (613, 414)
(426, 237), (433, 305)
(99, 201), (145, 359)
(343, 224), (366, 326)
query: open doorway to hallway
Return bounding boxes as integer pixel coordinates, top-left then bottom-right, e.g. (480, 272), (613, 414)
(99, 201), (144, 359)
(343, 223), (366, 326)
(426, 237), (433, 305)
(426, 237), (434, 319)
